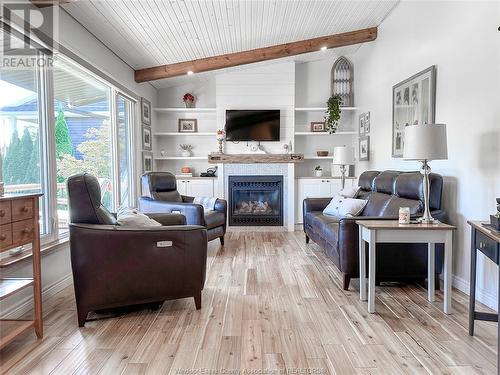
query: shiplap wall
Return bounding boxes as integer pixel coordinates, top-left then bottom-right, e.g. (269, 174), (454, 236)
(216, 61), (295, 154)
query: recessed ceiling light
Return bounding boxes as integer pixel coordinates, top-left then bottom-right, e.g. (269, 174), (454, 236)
(320, 46), (327, 51)
(187, 71), (194, 75)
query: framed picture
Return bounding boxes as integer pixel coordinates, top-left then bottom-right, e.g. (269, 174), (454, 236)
(141, 98), (151, 125)
(364, 112), (370, 134)
(310, 121), (326, 132)
(359, 136), (370, 161)
(392, 65), (436, 157)
(178, 118), (198, 133)
(358, 114), (365, 136)
(142, 125), (151, 150)
(142, 151), (153, 173)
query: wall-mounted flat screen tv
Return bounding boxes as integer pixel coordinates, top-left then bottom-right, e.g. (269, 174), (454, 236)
(225, 110), (280, 141)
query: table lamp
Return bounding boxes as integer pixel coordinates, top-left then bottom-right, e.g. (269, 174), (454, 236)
(332, 146), (355, 189)
(403, 124), (448, 224)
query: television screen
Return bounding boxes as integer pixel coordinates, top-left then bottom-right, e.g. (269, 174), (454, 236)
(225, 110), (280, 141)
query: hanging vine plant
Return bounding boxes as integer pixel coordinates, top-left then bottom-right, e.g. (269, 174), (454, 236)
(325, 95), (343, 134)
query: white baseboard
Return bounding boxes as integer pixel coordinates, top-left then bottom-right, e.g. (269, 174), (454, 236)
(452, 274), (497, 311)
(2, 274), (73, 319)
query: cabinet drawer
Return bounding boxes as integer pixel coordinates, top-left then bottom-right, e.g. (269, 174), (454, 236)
(0, 224), (13, 250)
(476, 231), (499, 264)
(11, 199), (33, 222)
(0, 202), (12, 224)
(12, 219), (34, 246)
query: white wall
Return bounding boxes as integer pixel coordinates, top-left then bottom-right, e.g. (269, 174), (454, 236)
(353, 1), (500, 308)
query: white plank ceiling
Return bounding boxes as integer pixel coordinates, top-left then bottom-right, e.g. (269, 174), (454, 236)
(63, 0), (398, 87)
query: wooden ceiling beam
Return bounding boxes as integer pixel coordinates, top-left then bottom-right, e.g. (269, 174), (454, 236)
(134, 27), (377, 83)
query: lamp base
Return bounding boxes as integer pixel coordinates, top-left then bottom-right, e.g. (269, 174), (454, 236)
(415, 217), (440, 225)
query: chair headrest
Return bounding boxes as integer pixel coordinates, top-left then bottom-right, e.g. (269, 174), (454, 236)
(67, 173), (117, 225)
(141, 172), (178, 199)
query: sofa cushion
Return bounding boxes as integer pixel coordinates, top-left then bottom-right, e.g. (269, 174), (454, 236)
(383, 196), (423, 217)
(204, 211), (226, 229)
(306, 211), (340, 243)
(374, 170), (400, 194)
(116, 207), (162, 227)
(361, 192), (392, 216)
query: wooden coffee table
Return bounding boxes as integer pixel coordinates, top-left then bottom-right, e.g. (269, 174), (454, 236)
(356, 220), (456, 314)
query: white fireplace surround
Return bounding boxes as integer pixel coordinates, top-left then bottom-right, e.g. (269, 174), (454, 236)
(216, 163), (295, 231)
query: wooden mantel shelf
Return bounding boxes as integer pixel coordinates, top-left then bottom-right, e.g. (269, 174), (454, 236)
(208, 153), (304, 164)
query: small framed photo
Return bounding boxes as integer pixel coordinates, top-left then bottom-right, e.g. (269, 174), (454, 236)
(359, 114), (365, 136)
(359, 136), (370, 161)
(141, 98), (151, 125)
(178, 118), (198, 133)
(142, 151), (153, 173)
(364, 112), (370, 134)
(310, 121), (326, 132)
(142, 125), (152, 150)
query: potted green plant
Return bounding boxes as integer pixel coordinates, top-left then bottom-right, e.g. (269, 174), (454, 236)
(325, 94), (343, 134)
(314, 165), (323, 177)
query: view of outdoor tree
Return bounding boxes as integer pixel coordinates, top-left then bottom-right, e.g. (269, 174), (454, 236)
(2, 107), (110, 186)
(57, 123), (111, 180)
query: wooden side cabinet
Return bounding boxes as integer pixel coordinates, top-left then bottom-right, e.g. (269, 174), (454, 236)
(0, 193), (43, 349)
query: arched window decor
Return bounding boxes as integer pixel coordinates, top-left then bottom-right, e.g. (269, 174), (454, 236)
(331, 56), (354, 107)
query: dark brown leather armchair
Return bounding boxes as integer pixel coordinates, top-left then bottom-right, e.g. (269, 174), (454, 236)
(139, 172), (227, 244)
(303, 170), (447, 290)
(67, 173), (208, 327)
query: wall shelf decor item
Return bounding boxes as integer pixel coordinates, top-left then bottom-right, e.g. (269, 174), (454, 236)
(178, 118), (198, 133)
(310, 121), (326, 132)
(331, 56), (354, 107)
(141, 98), (151, 125)
(359, 135), (370, 161)
(359, 112), (371, 136)
(143, 151), (153, 173)
(142, 125), (152, 150)
(392, 65), (436, 157)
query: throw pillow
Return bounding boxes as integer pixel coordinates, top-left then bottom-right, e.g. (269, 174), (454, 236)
(116, 206), (162, 227)
(337, 186), (361, 198)
(323, 195), (367, 217)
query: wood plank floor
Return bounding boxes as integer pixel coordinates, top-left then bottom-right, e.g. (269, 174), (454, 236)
(0, 231), (497, 374)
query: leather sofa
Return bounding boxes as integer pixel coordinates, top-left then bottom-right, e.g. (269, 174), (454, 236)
(67, 173), (208, 326)
(303, 170), (446, 290)
(139, 172), (227, 244)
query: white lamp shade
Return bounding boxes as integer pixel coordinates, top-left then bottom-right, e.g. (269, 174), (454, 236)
(332, 146), (355, 165)
(403, 124), (448, 161)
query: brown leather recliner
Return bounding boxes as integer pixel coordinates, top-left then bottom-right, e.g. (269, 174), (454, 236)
(303, 170), (447, 290)
(67, 173), (208, 327)
(139, 172), (227, 244)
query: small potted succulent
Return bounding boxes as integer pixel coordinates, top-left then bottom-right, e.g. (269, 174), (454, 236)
(183, 93), (195, 108)
(180, 144), (193, 157)
(314, 165), (323, 177)
(491, 197), (500, 230)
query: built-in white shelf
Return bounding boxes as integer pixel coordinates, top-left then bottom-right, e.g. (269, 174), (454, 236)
(294, 131), (357, 136)
(295, 107), (357, 111)
(155, 156), (208, 160)
(154, 132), (215, 136)
(303, 155), (335, 160)
(153, 107), (217, 113)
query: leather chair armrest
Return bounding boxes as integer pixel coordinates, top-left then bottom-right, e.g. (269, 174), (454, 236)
(138, 198), (205, 226)
(214, 198), (227, 214)
(303, 198), (332, 213)
(145, 213), (186, 226)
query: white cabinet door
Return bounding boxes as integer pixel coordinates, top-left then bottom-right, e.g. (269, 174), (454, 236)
(186, 179), (214, 197)
(176, 180), (188, 195)
(296, 179), (329, 224)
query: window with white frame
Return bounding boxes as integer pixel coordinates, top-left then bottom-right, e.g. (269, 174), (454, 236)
(1, 34), (137, 242)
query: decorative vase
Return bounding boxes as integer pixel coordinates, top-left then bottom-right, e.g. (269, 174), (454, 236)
(184, 100), (195, 108)
(315, 170), (323, 177)
(181, 150), (191, 157)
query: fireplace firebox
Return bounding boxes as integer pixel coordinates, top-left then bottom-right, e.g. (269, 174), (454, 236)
(228, 175), (283, 226)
